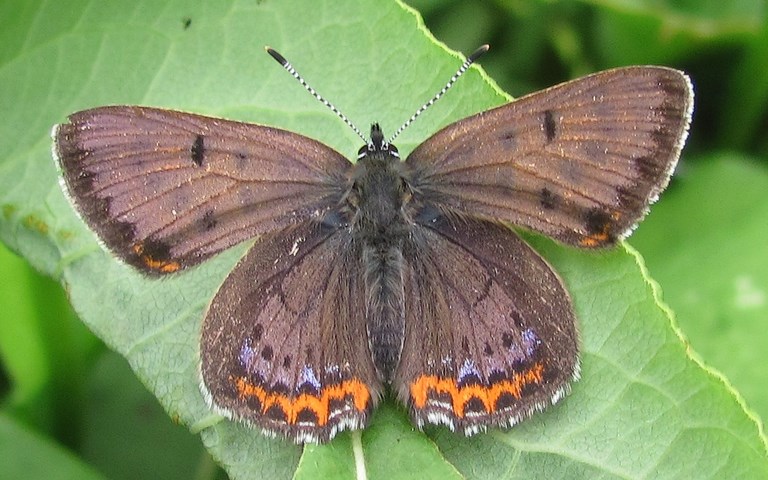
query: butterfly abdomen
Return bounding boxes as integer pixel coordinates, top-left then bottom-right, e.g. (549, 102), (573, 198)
(362, 243), (406, 380)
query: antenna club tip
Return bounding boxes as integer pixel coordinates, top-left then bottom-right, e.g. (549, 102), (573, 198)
(468, 44), (490, 62)
(266, 46), (288, 66)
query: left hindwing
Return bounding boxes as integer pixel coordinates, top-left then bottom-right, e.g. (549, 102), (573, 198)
(405, 67), (693, 248)
(394, 215), (579, 435)
(200, 220), (381, 443)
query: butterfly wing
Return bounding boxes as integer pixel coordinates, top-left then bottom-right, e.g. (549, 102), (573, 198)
(405, 67), (693, 248)
(200, 219), (381, 443)
(53, 106), (352, 274)
(394, 215), (578, 434)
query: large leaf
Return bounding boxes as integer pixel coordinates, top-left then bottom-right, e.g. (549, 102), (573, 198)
(0, 0), (766, 478)
(632, 155), (768, 427)
(0, 413), (105, 480)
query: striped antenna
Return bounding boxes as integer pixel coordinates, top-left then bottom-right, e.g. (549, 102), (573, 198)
(266, 45), (489, 147)
(388, 44), (489, 144)
(266, 47), (368, 144)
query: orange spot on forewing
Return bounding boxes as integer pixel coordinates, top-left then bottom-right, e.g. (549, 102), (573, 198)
(579, 209), (624, 247)
(131, 243), (181, 273)
(579, 232), (609, 247)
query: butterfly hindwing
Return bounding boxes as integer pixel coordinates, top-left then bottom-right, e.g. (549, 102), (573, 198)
(394, 214), (579, 434)
(405, 67), (693, 248)
(53, 106), (352, 274)
(200, 219), (381, 443)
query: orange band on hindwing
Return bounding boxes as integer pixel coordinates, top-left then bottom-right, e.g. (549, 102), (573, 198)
(233, 376), (371, 425)
(409, 362), (545, 417)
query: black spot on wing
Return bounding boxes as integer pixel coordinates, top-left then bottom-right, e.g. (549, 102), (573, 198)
(191, 134), (205, 166)
(253, 323), (264, 342)
(543, 110), (556, 142)
(499, 128), (515, 149)
(296, 408), (319, 423)
(585, 208), (613, 235)
(457, 372), (483, 388)
(132, 238), (172, 263)
(616, 185), (643, 213)
(235, 151), (249, 169)
(265, 404), (287, 422)
(463, 396), (487, 414)
(540, 188), (558, 210)
(261, 345), (274, 361)
(245, 394), (263, 412)
(200, 210), (218, 231)
(297, 379), (320, 396)
(494, 391), (516, 410)
(633, 155), (661, 182)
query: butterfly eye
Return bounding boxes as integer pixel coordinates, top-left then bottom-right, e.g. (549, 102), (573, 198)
(357, 145), (368, 159)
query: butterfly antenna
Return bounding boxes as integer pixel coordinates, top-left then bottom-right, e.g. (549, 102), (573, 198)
(266, 47), (368, 144)
(388, 45), (489, 145)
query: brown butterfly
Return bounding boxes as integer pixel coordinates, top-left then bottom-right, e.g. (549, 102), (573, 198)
(53, 45), (693, 443)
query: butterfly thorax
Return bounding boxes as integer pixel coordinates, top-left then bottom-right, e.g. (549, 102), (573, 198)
(349, 126), (412, 246)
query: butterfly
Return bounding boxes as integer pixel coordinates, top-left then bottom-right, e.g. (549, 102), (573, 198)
(52, 45), (693, 443)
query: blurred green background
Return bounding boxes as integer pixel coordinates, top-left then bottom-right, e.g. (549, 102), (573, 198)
(1, 0), (766, 479)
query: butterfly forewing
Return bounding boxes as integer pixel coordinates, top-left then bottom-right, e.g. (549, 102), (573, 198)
(53, 106), (352, 274)
(406, 67), (693, 248)
(395, 215), (578, 434)
(200, 220), (381, 443)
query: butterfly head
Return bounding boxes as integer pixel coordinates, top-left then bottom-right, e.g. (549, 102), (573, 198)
(358, 123), (399, 161)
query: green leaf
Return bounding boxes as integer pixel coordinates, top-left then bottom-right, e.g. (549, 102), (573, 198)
(587, 0), (765, 66)
(80, 351), (225, 480)
(0, 1), (766, 479)
(297, 405), (463, 479)
(632, 155), (768, 427)
(0, 412), (106, 480)
(0, 236), (99, 438)
(717, 23), (768, 149)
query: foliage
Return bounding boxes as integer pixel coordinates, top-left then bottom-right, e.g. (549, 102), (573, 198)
(1, 0), (766, 478)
